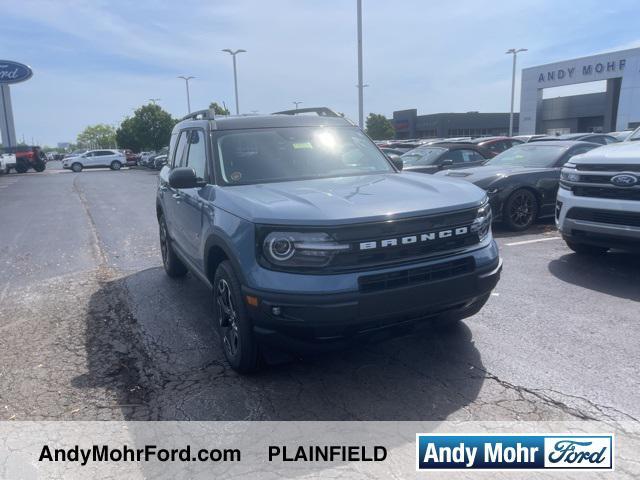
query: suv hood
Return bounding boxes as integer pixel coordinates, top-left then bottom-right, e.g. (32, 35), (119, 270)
(571, 142), (640, 165)
(215, 172), (486, 225)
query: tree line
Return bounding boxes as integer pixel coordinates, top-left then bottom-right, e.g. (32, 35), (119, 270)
(70, 104), (394, 153)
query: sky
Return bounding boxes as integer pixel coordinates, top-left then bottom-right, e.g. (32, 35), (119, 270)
(2, 0), (640, 146)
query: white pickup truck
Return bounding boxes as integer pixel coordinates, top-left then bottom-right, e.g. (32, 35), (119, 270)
(0, 152), (16, 174)
(557, 142), (640, 254)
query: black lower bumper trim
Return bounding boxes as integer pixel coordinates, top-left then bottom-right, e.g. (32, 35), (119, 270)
(242, 258), (501, 351)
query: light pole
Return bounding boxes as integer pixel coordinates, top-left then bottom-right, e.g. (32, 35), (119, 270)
(293, 101), (303, 110)
(222, 49), (246, 115)
(177, 76), (195, 113)
(356, 0), (364, 129)
(506, 48), (527, 136)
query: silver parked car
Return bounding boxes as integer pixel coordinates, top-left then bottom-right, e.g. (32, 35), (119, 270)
(62, 149), (126, 172)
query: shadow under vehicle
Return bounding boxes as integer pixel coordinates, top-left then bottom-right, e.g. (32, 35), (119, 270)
(77, 266), (487, 421)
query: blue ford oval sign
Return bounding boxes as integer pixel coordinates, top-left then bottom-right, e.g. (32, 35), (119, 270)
(0, 60), (33, 84)
(610, 174), (638, 187)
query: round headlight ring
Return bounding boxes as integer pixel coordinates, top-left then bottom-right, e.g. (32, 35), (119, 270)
(268, 236), (295, 261)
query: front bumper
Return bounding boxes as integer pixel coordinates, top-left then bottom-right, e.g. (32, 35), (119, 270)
(557, 187), (640, 250)
(243, 249), (501, 352)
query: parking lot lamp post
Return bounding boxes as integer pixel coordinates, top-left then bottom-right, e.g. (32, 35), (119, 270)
(222, 49), (246, 115)
(293, 101), (303, 110)
(177, 76), (195, 114)
(357, 0), (364, 129)
(506, 48), (527, 136)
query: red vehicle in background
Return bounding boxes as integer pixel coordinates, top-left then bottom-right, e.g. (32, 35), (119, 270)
(123, 149), (139, 166)
(1, 145), (47, 173)
(449, 136), (524, 158)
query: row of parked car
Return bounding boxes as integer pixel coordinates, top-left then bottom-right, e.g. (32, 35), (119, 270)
(57, 147), (169, 172)
(138, 148), (169, 170)
(374, 128), (639, 233)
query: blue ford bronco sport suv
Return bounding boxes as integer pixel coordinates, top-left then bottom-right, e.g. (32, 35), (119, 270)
(157, 107), (501, 372)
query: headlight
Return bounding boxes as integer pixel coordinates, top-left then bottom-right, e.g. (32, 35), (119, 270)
(470, 200), (492, 242)
(262, 231), (350, 268)
(486, 187), (499, 195)
(560, 171), (580, 182)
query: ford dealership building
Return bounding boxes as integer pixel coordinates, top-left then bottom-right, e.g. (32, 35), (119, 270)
(519, 47), (640, 134)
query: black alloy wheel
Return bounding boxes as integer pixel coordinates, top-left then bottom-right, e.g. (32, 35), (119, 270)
(214, 260), (259, 373)
(504, 189), (538, 231)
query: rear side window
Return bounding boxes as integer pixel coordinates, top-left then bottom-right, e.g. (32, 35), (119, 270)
(185, 130), (207, 180)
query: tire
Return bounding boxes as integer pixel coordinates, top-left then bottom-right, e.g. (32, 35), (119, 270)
(214, 260), (259, 373)
(158, 214), (188, 277)
(110, 160), (122, 171)
(34, 162), (46, 172)
(565, 241), (608, 256)
(14, 162), (28, 174)
(71, 162), (83, 172)
(431, 293), (491, 332)
(503, 189), (538, 231)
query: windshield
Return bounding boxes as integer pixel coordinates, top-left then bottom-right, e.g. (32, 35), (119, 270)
(214, 126), (394, 185)
(487, 145), (565, 168)
(400, 147), (446, 166)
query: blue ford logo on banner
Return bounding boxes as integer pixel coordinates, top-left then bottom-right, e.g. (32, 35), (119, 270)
(0, 60), (33, 84)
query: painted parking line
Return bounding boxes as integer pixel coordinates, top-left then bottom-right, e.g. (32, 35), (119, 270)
(505, 236), (562, 246)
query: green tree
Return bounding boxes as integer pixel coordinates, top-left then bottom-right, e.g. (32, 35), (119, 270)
(209, 102), (230, 115)
(116, 104), (177, 151)
(365, 113), (395, 140)
(77, 124), (117, 149)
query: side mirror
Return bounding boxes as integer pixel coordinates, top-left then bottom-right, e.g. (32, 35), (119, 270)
(440, 158), (454, 168)
(387, 154), (403, 170)
(169, 167), (200, 189)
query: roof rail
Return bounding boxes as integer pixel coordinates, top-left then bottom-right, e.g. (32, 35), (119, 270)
(180, 108), (216, 122)
(272, 107), (342, 117)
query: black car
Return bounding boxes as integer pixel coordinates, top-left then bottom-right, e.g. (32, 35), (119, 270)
(529, 133), (618, 145)
(400, 143), (489, 174)
(148, 147), (169, 169)
(436, 141), (600, 231)
(379, 147), (407, 157)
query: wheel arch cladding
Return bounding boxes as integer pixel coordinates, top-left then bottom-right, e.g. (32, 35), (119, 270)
(204, 237), (245, 285)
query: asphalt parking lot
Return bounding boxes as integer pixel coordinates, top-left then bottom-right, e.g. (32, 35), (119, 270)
(0, 164), (638, 423)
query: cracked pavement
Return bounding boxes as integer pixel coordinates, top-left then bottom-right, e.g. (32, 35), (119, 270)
(0, 164), (639, 426)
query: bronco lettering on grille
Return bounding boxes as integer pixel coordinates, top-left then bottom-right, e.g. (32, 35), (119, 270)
(359, 226), (469, 251)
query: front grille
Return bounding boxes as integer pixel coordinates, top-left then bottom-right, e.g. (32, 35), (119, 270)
(572, 186), (640, 201)
(576, 174), (615, 184)
(576, 164), (640, 172)
(566, 208), (640, 227)
(260, 208), (481, 273)
(358, 257), (474, 293)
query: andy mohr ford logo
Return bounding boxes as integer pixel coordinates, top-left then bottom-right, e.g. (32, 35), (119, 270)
(610, 174), (638, 187)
